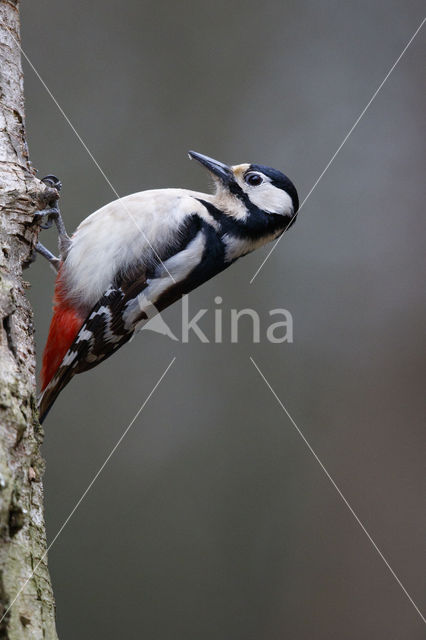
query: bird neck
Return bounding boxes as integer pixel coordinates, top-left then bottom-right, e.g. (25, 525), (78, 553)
(198, 197), (286, 241)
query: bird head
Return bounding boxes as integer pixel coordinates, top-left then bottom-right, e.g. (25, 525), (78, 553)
(188, 150), (298, 223)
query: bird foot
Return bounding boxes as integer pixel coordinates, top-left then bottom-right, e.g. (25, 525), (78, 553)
(33, 206), (61, 230)
(34, 174), (71, 259)
(41, 174), (62, 192)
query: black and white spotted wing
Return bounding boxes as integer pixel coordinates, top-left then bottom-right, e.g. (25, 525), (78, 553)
(38, 272), (150, 423)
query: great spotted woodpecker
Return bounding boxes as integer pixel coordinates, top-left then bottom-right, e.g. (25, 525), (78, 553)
(36, 152), (298, 422)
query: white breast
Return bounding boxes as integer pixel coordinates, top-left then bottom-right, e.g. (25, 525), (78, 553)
(62, 188), (215, 310)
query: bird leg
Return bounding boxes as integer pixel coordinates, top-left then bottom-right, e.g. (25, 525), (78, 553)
(33, 174), (71, 260)
(35, 242), (61, 273)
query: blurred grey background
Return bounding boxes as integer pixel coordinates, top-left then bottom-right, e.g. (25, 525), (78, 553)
(22, 1), (425, 638)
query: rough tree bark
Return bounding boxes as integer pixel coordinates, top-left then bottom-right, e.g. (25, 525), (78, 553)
(0, 2), (58, 638)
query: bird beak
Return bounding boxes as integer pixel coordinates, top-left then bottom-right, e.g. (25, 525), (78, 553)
(188, 151), (232, 184)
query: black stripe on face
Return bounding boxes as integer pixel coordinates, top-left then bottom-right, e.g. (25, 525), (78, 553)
(197, 199), (288, 242)
(222, 166), (298, 218)
(248, 164), (299, 214)
(212, 171), (297, 228)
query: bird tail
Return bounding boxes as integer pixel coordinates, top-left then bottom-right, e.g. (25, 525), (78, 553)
(38, 362), (77, 424)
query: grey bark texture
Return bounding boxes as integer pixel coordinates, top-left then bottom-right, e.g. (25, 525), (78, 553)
(0, 1), (58, 638)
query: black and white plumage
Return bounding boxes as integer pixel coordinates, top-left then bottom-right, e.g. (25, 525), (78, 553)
(38, 152), (298, 422)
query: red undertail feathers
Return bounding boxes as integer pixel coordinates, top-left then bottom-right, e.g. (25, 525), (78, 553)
(41, 271), (83, 393)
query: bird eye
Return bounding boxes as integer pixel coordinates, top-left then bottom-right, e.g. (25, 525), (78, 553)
(245, 173), (263, 186)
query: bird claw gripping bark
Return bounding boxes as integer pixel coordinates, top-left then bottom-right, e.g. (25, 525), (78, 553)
(34, 174), (71, 263)
(41, 174), (62, 192)
(34, 174), (62, 228)
(33, 207), (60, 230)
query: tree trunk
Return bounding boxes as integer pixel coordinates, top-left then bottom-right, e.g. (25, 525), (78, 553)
(0, 1), (58, 638)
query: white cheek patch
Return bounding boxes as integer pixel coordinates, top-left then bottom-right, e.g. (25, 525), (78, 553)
(213, 184), (248, 221)
(247, 183), (293, 215)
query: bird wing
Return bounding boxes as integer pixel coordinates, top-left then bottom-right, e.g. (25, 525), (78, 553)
(37, 278), (145, 423)
(38, 216), (209, 423)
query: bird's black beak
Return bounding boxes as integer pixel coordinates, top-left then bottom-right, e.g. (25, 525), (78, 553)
(188, 151), (232, 184)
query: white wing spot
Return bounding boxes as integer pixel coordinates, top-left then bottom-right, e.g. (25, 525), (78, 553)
(76, 328), (94, 343)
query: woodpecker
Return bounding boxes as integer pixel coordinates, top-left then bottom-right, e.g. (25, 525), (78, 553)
(36, 151), (298, 422)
